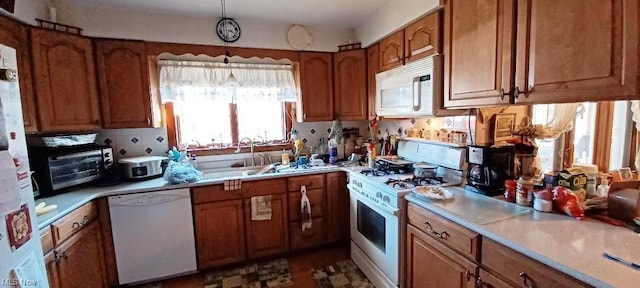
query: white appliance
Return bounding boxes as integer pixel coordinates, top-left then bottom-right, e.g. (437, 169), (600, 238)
(0, 44), (48, 287)
(348, 139), (465, 288)
(376, 55), (465, 118)
(108, 188), (197, 285)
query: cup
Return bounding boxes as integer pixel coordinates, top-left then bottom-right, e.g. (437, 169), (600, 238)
(298, 156), (308, 165)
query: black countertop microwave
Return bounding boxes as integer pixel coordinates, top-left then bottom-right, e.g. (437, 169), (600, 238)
(29, 144), (114, 198)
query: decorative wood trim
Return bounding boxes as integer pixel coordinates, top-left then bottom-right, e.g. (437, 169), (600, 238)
(146, 41), (300, 61)
(147, 54), (163, 127)
(284, 102), (294, 141)
(163, 102), (178, 149)
(593, 102), (614, 171)
(230, 103), (239, 145)
(630, 128), (638, 170)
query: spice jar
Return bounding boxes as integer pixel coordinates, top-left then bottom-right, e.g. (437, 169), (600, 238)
(504, 180), (517, 202)
(516, 177), (534, 206)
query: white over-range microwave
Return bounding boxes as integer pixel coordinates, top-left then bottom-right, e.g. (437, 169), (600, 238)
(375, 55), (463, 118)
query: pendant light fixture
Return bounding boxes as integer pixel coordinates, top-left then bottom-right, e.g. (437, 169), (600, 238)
(220, 0), (239, 87)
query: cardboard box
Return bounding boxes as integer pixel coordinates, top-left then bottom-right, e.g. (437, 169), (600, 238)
(557, 168), (588, 202)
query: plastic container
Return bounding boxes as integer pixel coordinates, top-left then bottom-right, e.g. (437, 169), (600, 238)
(281, 150), (290, 165)
(504, 180), (517, 203)
(516, 177), (534, 206)
(329, 139), (338, 165)
(533, 198), (552, 212)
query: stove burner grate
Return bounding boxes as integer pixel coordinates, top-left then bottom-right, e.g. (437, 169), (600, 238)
(385, 176), (446, 190)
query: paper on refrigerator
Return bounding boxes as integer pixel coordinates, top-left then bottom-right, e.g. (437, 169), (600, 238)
(0, 151), (20, 215)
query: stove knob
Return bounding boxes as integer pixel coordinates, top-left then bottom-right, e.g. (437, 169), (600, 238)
(383, 195), (390, 203)
(376, 191), (383, 198)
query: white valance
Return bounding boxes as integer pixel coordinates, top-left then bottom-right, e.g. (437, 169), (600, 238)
(159, 60), (297, 102)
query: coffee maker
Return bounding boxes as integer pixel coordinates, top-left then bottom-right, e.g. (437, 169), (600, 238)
(465, 145), (515, 196)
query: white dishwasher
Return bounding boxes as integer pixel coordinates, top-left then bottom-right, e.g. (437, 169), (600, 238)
(108, 188), (197, 285)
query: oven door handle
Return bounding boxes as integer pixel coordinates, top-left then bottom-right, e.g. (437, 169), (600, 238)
(351, 191), (399, 217)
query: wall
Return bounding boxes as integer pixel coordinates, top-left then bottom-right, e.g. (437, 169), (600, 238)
(54, 0), (355, 52)
(356, 0), (441, 47)
(97, 128), (170, 161)
(0, 0), (47, 24)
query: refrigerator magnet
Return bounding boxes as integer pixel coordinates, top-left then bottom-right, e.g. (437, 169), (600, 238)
(4, 203), (32, 252)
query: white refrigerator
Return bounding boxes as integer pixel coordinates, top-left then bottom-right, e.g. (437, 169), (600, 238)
(0, 44), (48, 287)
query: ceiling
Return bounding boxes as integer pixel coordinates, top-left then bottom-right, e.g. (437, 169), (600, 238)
(70, 0), (390, 29)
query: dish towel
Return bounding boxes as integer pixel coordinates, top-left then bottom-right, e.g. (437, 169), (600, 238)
(301, 185), (312, 231)
(251, 195), (272, 221)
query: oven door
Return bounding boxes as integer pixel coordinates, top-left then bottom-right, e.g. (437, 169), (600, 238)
(349, 189), (399, 285)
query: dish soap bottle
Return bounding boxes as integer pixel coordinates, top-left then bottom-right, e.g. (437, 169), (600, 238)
(597, 178), (610, 197)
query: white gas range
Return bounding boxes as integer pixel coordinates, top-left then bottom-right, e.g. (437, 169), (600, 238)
(347, 139), (465, 288)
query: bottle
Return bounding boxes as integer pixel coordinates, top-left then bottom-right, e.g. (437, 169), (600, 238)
(281, 149), (290, 166)
(516, 177), (534, 206)
(597, 178), (610, 197)
(329, 139), (338, 165)
(190, 153), (198, 168)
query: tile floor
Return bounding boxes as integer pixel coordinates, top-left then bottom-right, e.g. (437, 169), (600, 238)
(133, 244), (350, 288)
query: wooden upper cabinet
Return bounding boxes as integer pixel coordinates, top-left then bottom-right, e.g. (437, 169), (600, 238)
(405, 12), (441, 63)
(0, 16), (38, 133)
(298, 52), (333, 122)
(380, 30), (405, 72)
(95, 39), (159, 128)
(443, 0), (515, 108)
(366, 44), (380, 120)
(514, 0), (638, 104)
(30, 28), (101, 132)
(334, 49), (367, 121)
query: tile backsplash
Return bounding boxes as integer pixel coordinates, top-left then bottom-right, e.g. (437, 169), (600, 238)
(291, 120), (370, 148)
(378, 115), (476, 141)
(97, 127), (169, 160)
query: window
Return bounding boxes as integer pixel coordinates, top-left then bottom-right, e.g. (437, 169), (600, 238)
(159, 60), (297, 150)
(532, 101), (634, 173)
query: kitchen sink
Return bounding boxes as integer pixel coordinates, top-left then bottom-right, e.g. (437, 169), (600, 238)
(201, 165), (274, 179)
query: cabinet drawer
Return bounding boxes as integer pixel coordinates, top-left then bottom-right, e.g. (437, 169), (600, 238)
(289, 188), (325, 221)
(290, 217), (326, 250)
(40, 227), (54, 254)
(51, 201), (98, 246)
(243, 178), (287, 196)
(288, 174), (325, 192)
(193, 185), (241, 203)
(407, 203), (480, 261)
(482, 239), (590, 288)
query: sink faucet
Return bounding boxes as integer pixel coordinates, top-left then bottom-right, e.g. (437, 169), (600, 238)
(236, 137), (256, 166)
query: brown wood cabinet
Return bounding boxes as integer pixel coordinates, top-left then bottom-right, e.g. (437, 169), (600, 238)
(0, 16), (38, 133)
(30, 28), (101, 132)
(288, 174), (327, 250)
(380, 30), (405, 72)
(193, 179), (288, 267)
(194, 199), (246, 269)
(366, 44), (379, 120)
(297, 52), (333, 122)
(406, 225), (478, 288)
(405, 12), (441, 63)
(513, 0), (638, 104)
(95, 39), (160, 128)
(326, 172), (349, 243)
(334, 49), (367, 121)
(245, 193), (289, 259)
(443, 0), (514, 108)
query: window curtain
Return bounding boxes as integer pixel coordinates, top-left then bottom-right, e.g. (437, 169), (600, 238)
(158, 60), (298, 102)
(631, 100), (640, 170)
(517, 103), (583, 140)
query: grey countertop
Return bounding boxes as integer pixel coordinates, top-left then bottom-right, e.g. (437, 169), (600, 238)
(406, 187), (640, 288)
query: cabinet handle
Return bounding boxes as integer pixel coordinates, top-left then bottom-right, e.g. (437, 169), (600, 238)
(500, 88), (508, 100)
(465, 269), (476, 281)
(475, 277), (483, 288)
(519, 272), (535, 288)
(303, 113), (307, 120)
(147, 117), (151, 126)
(72, 215), (89, 229)
(423, 221), (449, 239)
(53, 250), (67, 264)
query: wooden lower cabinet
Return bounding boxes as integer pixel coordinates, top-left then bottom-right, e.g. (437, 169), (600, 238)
(194, 199), (246, 269)
(407, 224), (478, 288)
(245, 193), (289, 259)
(50, 221), (108, 288)
(477, 268), (512, 288)
(44, 251), (60, 288)
(290, 217), (327, 250)
(326, 172), (349, 243)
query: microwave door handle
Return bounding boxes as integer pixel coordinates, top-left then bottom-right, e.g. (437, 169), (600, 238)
(412, 77), (421, 111)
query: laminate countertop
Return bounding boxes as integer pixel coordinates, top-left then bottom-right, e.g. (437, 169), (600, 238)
(406, 187), (640, 288)
(35, 165), (364, 230)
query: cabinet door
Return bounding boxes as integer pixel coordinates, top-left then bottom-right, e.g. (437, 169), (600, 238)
(0, 17), (38, 133)
(95, 39), (156, 128)
(477, 268), (512, 288)
(407, 225), (478, 288)
(55, 221), (107, 288)
(405, 12), (441, 63)
(380, 30), (405, 71)
(443, 0), (515, 108)
(366, 44), (379, 120)
(30, 28), (101, 132)
(298, 52), (333, 122)
(44, 251), (61, 288)
(194, 199), (245, 269)
(514, 0), (638, 104)
(334, 49), (367, 121)
(326, 172), (349, 243)
(245, 193), (289, 259)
